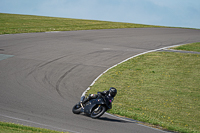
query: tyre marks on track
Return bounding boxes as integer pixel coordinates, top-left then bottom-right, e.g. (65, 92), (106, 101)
(25, 55), (77, 98)
(55, 65), (79, 98)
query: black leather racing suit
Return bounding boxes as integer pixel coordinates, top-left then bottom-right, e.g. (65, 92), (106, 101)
(81, 90), (114, 104)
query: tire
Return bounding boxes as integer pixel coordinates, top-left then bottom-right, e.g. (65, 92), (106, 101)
(90, 105), (106, 119)
(72, 103), (82, 114)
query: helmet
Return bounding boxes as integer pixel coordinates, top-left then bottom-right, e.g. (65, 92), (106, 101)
(109, 87), (117, 97)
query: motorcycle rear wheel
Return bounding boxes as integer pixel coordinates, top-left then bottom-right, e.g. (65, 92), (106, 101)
(72, 103), (82, 114)
(90, 105), (106, 119)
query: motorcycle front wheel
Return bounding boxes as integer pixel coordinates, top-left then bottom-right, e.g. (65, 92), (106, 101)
(72, 103), (81, 114)
(90, 105), (106, 119)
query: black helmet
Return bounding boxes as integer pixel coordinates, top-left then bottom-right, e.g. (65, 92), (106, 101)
(109, 87), (117, 97)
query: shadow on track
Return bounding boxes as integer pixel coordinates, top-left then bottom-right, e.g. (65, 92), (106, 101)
(77, 113), (136, 123)
(98, 117), (136, 123)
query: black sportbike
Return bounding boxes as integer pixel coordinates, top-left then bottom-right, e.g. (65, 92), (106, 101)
(72, 94), (112, 119)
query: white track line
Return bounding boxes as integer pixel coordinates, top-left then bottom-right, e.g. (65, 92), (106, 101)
(82, 44), (184, 96)
(105, 113), (168, 133)
(0, 114), (80, 133)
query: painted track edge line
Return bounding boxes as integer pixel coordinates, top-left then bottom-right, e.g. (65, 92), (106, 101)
(82, 44), (184, 96)
(105, 113), (169, 133)
(0, 114), (80, 133)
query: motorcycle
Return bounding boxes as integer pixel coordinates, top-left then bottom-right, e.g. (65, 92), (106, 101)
(72, 93), (112, 119)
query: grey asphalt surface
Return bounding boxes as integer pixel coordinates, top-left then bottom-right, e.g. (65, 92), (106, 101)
(0, 28), (200, 133)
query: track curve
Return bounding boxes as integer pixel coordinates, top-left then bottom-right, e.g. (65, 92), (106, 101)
(0, 28), (200, 133)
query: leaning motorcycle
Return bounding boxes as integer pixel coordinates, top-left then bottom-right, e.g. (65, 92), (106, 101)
(72, 93), (112, 119)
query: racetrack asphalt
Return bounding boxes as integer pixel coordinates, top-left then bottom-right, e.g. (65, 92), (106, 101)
(0, 28), (200, 133)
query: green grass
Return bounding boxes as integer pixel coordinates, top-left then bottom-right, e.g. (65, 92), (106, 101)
(171, 42), (200, 52)
(0, 13), (166, 35)
(0, 122), (67, 133)
(88, 43), (200, 133)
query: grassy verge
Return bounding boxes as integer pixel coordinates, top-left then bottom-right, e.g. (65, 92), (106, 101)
(88, 43), (200, 133)
(0, 122), (67, 133)
(0, 13), (166, 35)
(171, 42), (200, 52)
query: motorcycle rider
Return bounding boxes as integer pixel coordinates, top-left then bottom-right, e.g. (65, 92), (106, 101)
(80, 87), (117, 106)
